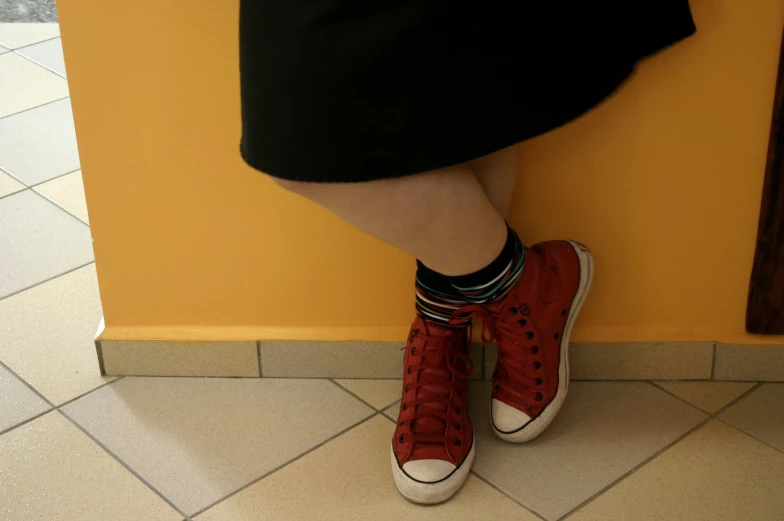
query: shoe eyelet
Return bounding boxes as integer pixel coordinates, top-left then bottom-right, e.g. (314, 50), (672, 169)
(518, 319), (527, 327)
(531, 346), (539, 354)
(404, 385), (408, 392)
(535, 392), (544, 401)
(533, 361), (542, 370)
(455, 406), (461, 414)
(454, 439), (462, 446)
(399, 434), (405, 443)
(402, 403), (407, 410)
(410, 347), (415, 355)
(457, 391), (461, 397)
(536, 378), (543, 386)
(561, 309), (567, 317)
(407, 367), (412, 375)
(455, 423), (462, 431)
(554, 332), (560, 340)
(510, 307), (518, 315)
(526, 331), (535, 340)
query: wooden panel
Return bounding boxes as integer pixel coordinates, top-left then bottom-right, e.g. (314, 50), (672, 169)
(747, 27), (784, 335)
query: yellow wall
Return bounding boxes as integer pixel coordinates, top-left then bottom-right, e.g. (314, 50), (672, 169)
(58, 0), (784, 344)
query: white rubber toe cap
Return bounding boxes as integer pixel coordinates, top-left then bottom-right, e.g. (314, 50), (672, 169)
(402, 459), (457, 483)
(492, 398), (532, 433)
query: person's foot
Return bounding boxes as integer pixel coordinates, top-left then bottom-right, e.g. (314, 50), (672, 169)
(470, 240), (593, 443)
(391, 316), (475, 504)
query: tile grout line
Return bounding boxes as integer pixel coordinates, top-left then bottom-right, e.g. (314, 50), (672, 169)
(0, 407), (59, 437)
(13, 47), (67, 79)
(327, 378), (384, 412)
(29, 167), (82, 188)
(559, 381), (766, 520)
(77, 373), (777, 382)
(0, 187), (28, 202)
(570, 378), (728, 382)
(711, 342), (717, 379)
(710, 382), (763, 417)
(29, 187), (90, 227)
(470, 471), (548, 521)
(188, 411), (382, 518)
(648, 381), (713, 415)
(0, 358), (56, 407)
(57, 408), (191, 519)
(256, 340), (262, 377)
(0, 94), (69, 122)
(0, 357), (57, 437)
(0, 260), (95, 302)
(4, 34), (62, 52)
(714, 416), (784, 456)
(559, 415), (714, 520)
(98, 373), (267, 379)
(0, 374), (124, 437)
(0, 164), (81, 191)
(0, 357), (123, 436)
(55, 376), (126, 411)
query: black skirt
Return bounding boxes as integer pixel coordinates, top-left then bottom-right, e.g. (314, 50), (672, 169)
(240, 1), (696, 182)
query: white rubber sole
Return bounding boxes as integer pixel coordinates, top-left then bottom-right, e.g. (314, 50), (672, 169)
(391, 442), (475, 504)
(492, 240), (594, 443)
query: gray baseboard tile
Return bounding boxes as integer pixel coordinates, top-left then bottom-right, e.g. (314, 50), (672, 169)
(713, 343), (784, 381)
(99, 340), (259, 377)
(259, 340), (485, 379)
(485, 342), (714, 381)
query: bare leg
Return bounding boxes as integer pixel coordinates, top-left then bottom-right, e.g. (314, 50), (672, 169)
(469, 144), (522, 217)
(275, 164), (507, 276)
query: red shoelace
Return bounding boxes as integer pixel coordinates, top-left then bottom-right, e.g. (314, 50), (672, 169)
(400, 327), (473, 446)
(451, 306), (540, 410)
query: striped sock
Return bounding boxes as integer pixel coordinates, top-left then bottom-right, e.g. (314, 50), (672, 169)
(449, 226), (524, 304)
(415, 226), (524, 324)
(415, 262), (470, 325)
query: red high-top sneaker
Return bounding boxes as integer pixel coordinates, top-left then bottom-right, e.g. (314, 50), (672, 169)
(391, 316), (475, 504)
(457, 240), (593, 443)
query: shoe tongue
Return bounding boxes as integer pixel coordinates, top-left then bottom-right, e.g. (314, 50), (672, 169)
(410, 321), (459, 459)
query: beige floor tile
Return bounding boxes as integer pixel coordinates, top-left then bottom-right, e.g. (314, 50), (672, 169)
(62, 377), (374, 516)
(714, 343), (784, 381)
(0, 53), (68, 117)
(334, 379), (402, 409)
(383, 401), (400, 420)
(0, 23), (60, 49)
(654, 381), (756, 413)
(719, 383), (784, 452)
(0, 190), (93, 298)
(0, 411), (181, 521)
(0, 364), (50, 432)
(196, 415), (539, 521)
(470, 381), (707, 520)
(35, 170), (89, 223)
(569, 421), (784, 521)
(0, 170), (24, 198)
(0, 98), (81, 185)
(16, 37), (66, 77)
(0, 264), (113, 405)
(100, 340), (259, 377)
